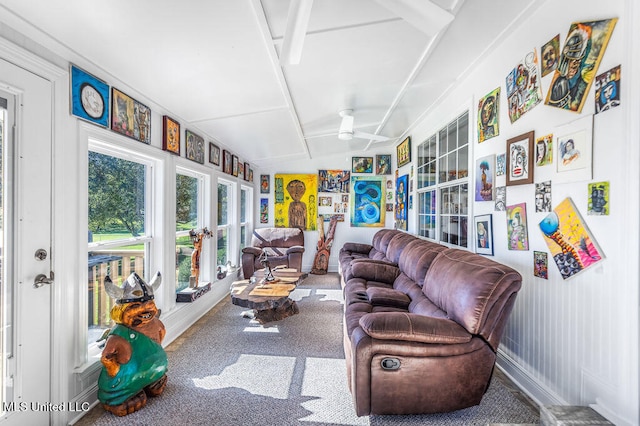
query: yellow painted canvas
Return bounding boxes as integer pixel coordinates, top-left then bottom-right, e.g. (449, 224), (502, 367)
(274, 174), (317, 230)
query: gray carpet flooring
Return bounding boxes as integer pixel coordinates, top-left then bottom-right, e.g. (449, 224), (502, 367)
(76, 273), (539, 425)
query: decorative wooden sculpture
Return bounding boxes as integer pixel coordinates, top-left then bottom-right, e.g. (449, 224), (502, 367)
(311, 215), (338, 275)
(189, 227), (212, 288)
(99, 272), (167, 416)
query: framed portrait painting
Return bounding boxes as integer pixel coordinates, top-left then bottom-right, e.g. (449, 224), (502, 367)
(185, 129), (205, 164)
(506, 131), (534, 186)
(111, 88), (151, 144)
(260, 174), (270, 193)
(474, 214), (494, 256)
(555, 115), (593, 183)
(222, 150), (232, 174)
(396, 136), (411, 168)
(162, 116), (180, 155)
(70, 64), (110, 127)
(375, 154), (392, 175)
(209, 142), (220, 166)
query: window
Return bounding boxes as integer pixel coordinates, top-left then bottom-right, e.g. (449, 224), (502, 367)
(87, 150), (151, 349)
(417, 111), (469, 247)
(217, 180), (233, 270)
(175, 171), (203, 292)
(240, 186), (252, 251)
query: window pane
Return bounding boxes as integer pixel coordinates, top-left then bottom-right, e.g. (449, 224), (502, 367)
(439, 128), (448, 154)
(439, 156), (447, 183)
(458, 145), (469, 179)
(176, 174), (198, 231)
(88, 242), (146, 346)
(447, 153), (457, 181)
(240, 189), (247, 223)
(457, 113), (469, 147)
(218, 183), (228, 226)
(240, 225), (246, 251)
(175, 234), (194, 292)
(217, 227), (228, 266)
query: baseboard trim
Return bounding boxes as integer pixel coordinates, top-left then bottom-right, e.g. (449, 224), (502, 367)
(496, 350), (566, 408)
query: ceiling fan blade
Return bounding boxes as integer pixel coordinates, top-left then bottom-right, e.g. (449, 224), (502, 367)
(373, 0), (454, 37)
(353, 131), (391, 142)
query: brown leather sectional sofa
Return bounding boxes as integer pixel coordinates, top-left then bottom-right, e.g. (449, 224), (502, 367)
(339, 229), (522, 416)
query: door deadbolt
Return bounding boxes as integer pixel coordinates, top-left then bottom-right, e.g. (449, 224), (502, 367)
(33, 271), (54, 288)
(34, 249), (48, 260)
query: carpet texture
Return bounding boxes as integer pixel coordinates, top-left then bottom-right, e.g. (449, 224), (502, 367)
(75, 273), (539, 426)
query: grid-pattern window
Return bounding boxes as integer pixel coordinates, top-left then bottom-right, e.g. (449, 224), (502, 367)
(417, 112), (469, 247)
(87, 150), (151, 349)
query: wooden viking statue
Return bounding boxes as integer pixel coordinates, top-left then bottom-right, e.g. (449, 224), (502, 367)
(311, 215), (338, 275)
(98, 272), (168, 416)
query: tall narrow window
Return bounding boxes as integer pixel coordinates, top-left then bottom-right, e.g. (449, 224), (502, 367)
(240, 186), (252, 251)
(87, 150), (150, 350)
(417, 112), (469, 248)
(217, 181), (232, 271)
(175, 172), (201, 292)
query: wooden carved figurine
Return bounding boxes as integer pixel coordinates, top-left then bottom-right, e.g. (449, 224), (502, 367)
(189, 227), (212, 288)
(99, 272), (167, 416)
(311, 215), (338, 275)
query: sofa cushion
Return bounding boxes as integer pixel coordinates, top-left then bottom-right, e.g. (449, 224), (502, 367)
(397, 239), (447, 287)
(384, 232), (417, 264)
(366, 287), (410, 309)
(358, 312), (472, 344)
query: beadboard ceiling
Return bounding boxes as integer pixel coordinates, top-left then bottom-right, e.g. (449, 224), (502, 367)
(0, 0), (537, 166)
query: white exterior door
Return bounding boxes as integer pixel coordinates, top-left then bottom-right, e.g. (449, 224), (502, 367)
(0, 58), (52, 425)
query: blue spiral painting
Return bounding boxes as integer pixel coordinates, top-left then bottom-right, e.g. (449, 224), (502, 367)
(350, 176), (385, 227)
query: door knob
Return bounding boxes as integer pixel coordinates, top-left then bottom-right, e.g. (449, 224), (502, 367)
(33, 271), (54, 288)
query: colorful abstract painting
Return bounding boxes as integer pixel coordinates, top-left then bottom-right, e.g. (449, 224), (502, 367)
(540, 35), (560, 77)
(475, 154), (494, 201)
(535, 134), (553, 166)
(594, 65), (621, 114)
(533, 251), (548, 279)
(350, 176), (385, 227)
(539, 197), (604, 279)
(260, 198), (268, 224)
(505, 49), (543, 123)
(545, 18), (618, 113)
(395, 174), (408, 230)
(506, 203), (529, 251)
(274, 174), (317, 230)
(477, 87), (500, 143)
(496, 153), (506, 176)
(588, 181), (609, 215)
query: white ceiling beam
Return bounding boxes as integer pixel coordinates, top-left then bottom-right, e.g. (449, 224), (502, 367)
(373, 0), (454, 37)
(279, 0), (314, 65)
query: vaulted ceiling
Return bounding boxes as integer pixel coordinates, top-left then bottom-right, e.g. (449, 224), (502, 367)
(0, 0), (538, 166)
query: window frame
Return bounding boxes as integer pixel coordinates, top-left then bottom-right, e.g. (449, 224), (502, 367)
(416, 111), (471, 248)
(239, 184), (253, 251)
(216, 178), (235, 271)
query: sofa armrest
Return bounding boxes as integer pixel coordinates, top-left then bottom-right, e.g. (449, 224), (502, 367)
(285, 245), (305, 254)
(242, 247), (262, 256)
(350, 261), (400, 284)
(358, 312), (471, 344)
(342, 242), (373, 254)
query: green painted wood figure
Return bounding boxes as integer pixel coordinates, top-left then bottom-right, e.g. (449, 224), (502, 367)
(98, 272), (168, 416)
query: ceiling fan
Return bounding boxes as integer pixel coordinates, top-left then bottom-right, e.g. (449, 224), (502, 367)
(337, 110), (392, 142)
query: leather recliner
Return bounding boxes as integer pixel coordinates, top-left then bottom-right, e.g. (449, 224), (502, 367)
(241, 227), (305, 278)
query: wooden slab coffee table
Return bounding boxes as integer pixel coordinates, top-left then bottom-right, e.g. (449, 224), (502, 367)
(230, 269), (306, 324)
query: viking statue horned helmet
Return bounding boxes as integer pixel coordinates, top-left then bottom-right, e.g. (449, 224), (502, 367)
(104, 272), (162, 304)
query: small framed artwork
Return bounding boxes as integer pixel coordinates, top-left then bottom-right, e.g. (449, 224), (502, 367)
(535, 134), (553, 166)
(209, 142), (220, 166)
(352, 157), (373, 173)
(477, 87), (500, 143)
(244, 162), (250, 181)
(249, 168), (254, 182)
(237, 159), (244, 179)
(588, 181), (609, 215)
(555, 115), (593, 183)
(506, 130), (534, 186)
(396, 136), (411, 168)
(260, 198), (269, 224)
(222, 150), (232, 174)
(474, 214), (494, 256)
(496, 153), (506, 176)
(533, 251), (548, 279)
(232, 155), (239, 177)
(475, 154), (494, 201)
(162, 116), (180, 155)
(540, 35), (560, 78)
(111, 88), (151, 144)
(375, 154), (392, 175)
(260, 174), (270, 193)
(506, 202), (529, 251)
(185, 130), (205, 164)
(70, 64), (110, 127)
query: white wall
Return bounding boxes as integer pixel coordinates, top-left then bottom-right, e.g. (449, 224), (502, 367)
(407, 0), (639, 423)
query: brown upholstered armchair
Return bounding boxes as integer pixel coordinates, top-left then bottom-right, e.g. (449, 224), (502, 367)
(241, 228), (305, 278)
